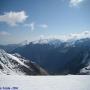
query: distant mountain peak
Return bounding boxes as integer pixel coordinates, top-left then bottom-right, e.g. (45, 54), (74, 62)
(29, 31), (90, 45)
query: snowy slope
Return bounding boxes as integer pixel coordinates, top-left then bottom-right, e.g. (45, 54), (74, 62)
(80, 63), (90, 74)
(0, 75), (90, 90)
(80, 66), (90, 74)
(79, 53), (90, 74)
(0, 49), (48, 75)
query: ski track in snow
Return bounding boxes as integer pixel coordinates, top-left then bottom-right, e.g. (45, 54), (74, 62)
(0, 75), (90, 90)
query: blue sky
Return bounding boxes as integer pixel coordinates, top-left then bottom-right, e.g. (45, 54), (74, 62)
(0, 0), (90, 44)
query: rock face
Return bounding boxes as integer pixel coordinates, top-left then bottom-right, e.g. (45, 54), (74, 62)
(0, 49), (48, 75)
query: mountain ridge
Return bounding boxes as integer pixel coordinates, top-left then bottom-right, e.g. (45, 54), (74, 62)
(0, 49), (48, 75)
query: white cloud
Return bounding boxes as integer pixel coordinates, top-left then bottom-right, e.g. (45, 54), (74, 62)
(24, 23), (48, 31)
(38, 24), (48, 29)
(0, 31), (10, 36)
(0, 11), (28, 26)
(24, 22), (35, 31)
(40, 35), (45, 39)
(69, 0), (84, 7)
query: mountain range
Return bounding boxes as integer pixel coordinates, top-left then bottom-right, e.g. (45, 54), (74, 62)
(0, 31), (90, 75)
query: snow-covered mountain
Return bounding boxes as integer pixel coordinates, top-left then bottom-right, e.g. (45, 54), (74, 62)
(0, 49), (48, 75)
(26, 31), (90, 48)
(1, 31), (90, 75)
(11, 31), (90, 75)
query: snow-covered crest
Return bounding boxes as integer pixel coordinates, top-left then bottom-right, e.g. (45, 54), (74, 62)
(31, 31), (90, 44)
